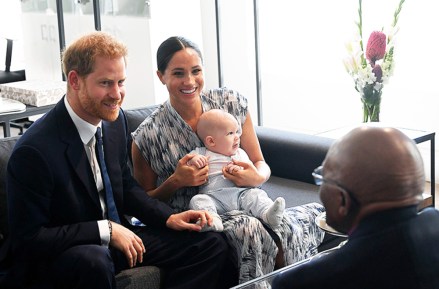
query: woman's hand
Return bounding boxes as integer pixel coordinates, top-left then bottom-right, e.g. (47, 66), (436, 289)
(132, 148), (208, 202)
(187, 154), (209, 169)
(172, 154), (209, 187)
(232, 112), (271, 187)
(224, 162), (244, 174)
(222, 159), (267, 187)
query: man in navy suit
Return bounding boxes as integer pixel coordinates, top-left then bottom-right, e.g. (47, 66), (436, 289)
(272, 126), (439, 289)
(4, 31), (230, 289)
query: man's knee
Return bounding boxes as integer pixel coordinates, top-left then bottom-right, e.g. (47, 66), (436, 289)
(51, 245), (114, 287)
(205, 232), (229, 257)
(78, 245), (114, 276)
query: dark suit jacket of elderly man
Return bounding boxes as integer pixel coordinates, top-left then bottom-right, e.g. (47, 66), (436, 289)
(272, 206), (439, 289)
(3, 97), (229, 288)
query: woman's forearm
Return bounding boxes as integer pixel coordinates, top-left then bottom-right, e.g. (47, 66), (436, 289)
(254, 160), (271, 185)
(146, 173), (181, 202)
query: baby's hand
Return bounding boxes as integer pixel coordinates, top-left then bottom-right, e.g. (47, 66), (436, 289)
(224, 162), (244, 174)
(187, 155), (208, 169)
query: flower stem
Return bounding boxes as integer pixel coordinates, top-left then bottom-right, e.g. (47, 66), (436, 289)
(392, 0), (406, 28)
(371, 104), (380, 122)
(357, 0), (367, 68)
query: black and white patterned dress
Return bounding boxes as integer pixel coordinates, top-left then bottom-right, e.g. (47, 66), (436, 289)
(132, 88), (325, 285)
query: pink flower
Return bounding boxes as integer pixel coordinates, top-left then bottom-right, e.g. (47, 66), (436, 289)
(366, 31), (386, 64)
(372, 64), (383, 82)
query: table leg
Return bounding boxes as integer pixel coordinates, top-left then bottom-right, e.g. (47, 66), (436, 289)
(2, 122), (11, 138)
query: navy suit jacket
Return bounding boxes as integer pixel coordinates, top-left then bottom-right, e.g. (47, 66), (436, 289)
(5, 98), (174, 281)
(272, 206), (439, 289)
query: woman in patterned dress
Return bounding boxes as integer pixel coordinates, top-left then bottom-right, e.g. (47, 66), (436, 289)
(131, 36), (325, 286)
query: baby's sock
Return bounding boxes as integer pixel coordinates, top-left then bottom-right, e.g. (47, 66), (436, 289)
(199, 214), (224, 232)
(263, 197), (285, 228)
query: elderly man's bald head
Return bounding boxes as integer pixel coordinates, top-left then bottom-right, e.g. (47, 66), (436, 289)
(323, 126), (425, 206)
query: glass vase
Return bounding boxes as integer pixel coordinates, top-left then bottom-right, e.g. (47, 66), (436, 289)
(362, 101), (380, 122)
(361, 86), (382, 122)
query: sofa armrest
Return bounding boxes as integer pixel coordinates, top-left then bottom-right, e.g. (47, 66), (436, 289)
(124, 105), (160, 167)
(255, 126), (334, 184)
(0, 136), (20, 246)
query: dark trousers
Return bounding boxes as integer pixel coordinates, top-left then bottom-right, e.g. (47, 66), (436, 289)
(8, 227), (234, 289)
(3, 245), (115, 289)
(133, 227), (234, 289)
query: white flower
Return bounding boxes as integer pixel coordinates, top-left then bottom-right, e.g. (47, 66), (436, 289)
(345, 0), (405, 122)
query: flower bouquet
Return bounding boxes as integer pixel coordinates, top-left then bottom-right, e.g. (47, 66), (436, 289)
(344, 0), (405, 122)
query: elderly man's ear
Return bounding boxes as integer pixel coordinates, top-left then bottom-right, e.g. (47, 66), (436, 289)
(337, 189), (352, 216)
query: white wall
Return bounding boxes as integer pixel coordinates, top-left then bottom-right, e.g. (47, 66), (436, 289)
(216, 0), (439, 184)
(216, 0), (439, 134)
(148, 0), (205, 105)
(2, 0), (438, 184)
(0, 0), (25, 71)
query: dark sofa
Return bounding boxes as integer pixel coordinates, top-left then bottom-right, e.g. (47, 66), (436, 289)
(124, 105), (335, 208)
(0, 105), (336, 288)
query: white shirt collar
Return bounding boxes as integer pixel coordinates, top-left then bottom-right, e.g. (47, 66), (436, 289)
(64, 96), (101, 144)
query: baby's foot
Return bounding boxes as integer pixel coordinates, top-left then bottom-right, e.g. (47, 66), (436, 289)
(263, 197), (285, 228)
(198, 214), (224, 232)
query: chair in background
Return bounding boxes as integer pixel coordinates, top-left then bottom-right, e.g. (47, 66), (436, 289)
(0, 38), (25, 84)
(0, 38), (28, 136)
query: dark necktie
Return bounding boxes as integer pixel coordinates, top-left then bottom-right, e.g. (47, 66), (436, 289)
(95, 127), (121, 223)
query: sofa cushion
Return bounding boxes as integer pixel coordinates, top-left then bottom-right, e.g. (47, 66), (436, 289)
(0, 136), (19, 245)
(256, 126), (334, 184)
(124, 105), (160, 167)
(125, 105), (160, 134)
(262, 176), (321, 207)
(116, 266), (161, 289)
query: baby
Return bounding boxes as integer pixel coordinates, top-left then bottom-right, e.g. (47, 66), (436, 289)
(188, 109), (285, 232)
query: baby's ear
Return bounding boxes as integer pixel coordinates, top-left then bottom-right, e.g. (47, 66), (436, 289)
(205, 136), (215, 148)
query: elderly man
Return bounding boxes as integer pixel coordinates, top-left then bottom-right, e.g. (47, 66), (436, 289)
(272, 126), (439, 289)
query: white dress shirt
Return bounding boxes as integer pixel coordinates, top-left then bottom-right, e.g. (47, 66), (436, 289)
(64, 97), (111, 246)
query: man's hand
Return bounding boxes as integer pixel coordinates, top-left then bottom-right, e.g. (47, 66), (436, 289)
(166, 210), (213, 231)
(109, 222), (146, 268)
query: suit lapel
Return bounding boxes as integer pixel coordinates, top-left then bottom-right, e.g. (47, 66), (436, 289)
(55, 99), (102, 208)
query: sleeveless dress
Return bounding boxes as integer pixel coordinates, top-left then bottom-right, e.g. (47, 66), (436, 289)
(132, 88), (325, 285)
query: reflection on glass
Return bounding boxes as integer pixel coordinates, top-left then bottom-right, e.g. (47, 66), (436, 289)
(21, 0), (95, 15)
(105, 0), (150, 17)
(62, 0), (94, 15)
(21, 0), (56, 13)
(231, 240), (347, 289)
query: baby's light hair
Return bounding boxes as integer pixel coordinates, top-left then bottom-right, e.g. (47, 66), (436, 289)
(197, 109), (238, 145)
